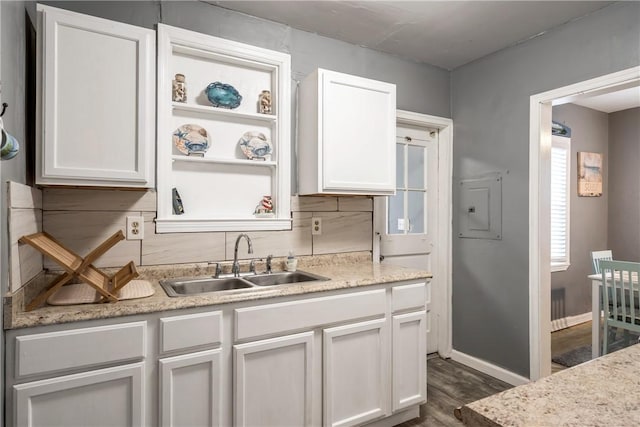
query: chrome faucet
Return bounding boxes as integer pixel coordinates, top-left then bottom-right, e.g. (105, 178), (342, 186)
(232, 234), (253, 277)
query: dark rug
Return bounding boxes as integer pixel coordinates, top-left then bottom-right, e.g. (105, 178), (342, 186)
(552, 345), (592, 367)
(553, 335), (640, 367)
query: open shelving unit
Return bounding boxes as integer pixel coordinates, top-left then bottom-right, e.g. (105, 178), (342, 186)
(156, 24), (292, 233)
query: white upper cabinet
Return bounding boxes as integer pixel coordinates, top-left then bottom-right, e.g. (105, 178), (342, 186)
(36, 5), (155, 188)
(155, 24), (291, 233)
(298, 69), (396, 195)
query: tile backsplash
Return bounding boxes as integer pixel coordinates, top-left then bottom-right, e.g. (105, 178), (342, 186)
(9, 184), (373, 291)
(8, 182), (43, 292)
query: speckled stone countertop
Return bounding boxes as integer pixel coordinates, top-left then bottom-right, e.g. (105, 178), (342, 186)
(4, 252), (431, 330)
(460, 343), (640, 427)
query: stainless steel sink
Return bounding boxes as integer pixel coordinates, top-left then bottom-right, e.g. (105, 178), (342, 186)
(245, 271), (329, 287)
(160, 277), (253, 297)
(160, 270), (329, 297)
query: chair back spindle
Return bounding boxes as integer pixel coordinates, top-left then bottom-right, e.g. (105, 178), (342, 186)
(600, 260), (640, 355)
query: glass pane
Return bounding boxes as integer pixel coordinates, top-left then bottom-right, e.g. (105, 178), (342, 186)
(407, 146), (424, 189)
(387, 191), (405, 234)
(396, 144), (405, 188)
(408, 191), (425, 234)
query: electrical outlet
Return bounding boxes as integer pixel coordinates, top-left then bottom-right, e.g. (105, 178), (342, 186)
(312, 217), (322, 235)
(126, 216), (144, 240)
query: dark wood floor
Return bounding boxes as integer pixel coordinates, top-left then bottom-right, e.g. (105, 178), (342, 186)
(551, 320), (592, 373)
(397, 322), (595, 426)
(396, 356), (512, 427)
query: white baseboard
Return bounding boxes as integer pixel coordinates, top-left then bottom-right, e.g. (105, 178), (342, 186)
(450, 350), (530, 386)
(550, 312), (592, 332)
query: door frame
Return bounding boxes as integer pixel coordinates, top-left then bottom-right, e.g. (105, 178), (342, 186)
(528, 66), (640, 380)
(373, 110), (453, 357)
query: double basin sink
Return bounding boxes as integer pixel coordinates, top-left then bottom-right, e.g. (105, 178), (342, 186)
(160, 270), (329, 297)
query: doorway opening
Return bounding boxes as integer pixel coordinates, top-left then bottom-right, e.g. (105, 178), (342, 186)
(529, 66), (640, 380)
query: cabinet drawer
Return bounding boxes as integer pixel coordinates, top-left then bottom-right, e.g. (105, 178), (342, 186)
(235, 289), (386, 341)
(392, 282), (427, 312)
(16, 321), (146, 379)
(160, 311), (222, 353)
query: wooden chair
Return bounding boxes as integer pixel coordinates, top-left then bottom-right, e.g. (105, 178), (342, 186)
(591, 250), (613, 274)
(600, 260), (640, 355)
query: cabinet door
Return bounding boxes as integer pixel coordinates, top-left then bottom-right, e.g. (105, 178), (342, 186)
(14, 362), (144, 427)
(37, 5), (155, 187)
(323, 318), (390, 427)
(159, 349), (221, 427)
(234, 332), (314, 426)
(392, 311), (427, 412)
(322, 70), (396, 194)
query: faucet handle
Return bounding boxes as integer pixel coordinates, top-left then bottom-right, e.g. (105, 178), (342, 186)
(249, 259), (257, 274)
(266, 254), (273, 274)
(209, 262), (222, 278)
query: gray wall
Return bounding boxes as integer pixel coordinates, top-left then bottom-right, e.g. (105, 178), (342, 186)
(608, 107), (640, 262)
(551, 104), (608, 321)
(1, 0), (33, 421)
(1, 1), (29, 290)
(451, 1), (640, 377)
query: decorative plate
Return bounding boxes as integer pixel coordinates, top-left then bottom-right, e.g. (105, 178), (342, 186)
(239, 131), (272, 160)
(205, 82), (242, 109)
(173, 124), (210, 155)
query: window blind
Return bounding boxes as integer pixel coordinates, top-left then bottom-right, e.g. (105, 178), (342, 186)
(551, 136), (570, 266)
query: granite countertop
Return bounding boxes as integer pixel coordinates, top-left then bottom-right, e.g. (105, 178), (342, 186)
(460, 343), (640, 427)
(4, 252), (431, 330)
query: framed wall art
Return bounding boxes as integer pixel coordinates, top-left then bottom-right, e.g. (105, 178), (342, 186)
(577, 152), (602, 197)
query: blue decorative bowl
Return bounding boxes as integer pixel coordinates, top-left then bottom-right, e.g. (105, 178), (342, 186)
(205, 82), (242, 109)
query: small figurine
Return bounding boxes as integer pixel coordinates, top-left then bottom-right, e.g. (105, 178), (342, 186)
(254, 195), (274, 216)
(172, 74), (187, 102)
(258, 90), (272, 114)
(172, 188), (185, 215)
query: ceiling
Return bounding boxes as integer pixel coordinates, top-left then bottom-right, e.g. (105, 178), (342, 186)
(209, 1), (638, 111)
(210, 1), (614, 70)
(572, 86), (640, 113)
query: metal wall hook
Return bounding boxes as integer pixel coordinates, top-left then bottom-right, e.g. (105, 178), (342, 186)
(0, 103), (8, 117)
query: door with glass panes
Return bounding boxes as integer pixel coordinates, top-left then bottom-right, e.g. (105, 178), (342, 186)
(375, 123), (438, 353)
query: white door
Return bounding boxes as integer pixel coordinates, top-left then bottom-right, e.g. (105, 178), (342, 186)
(234, 332), (314, 427)
(323, 318), (390, 427)
(14, 363), (144, 426)
(159, 349), (221, 427)
(375, 122), (439, 353)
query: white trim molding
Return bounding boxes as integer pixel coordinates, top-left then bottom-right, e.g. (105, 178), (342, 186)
(450, 350), (530, 387)
(550, 312), (592, 333)
(529, 66), (640, 381)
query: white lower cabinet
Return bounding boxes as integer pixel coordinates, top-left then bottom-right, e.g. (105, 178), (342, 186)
(323, 318), (390, 427)
(234, 332), (315, 427)
(392, 311), (427, 411)
(159, 349), (221, 427)
(6, 280), (428, 427)
(14, 363), (144, 427)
